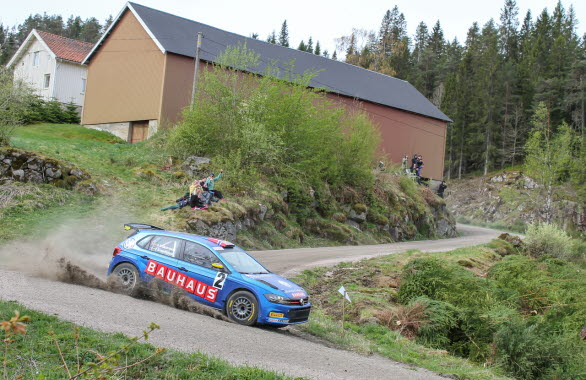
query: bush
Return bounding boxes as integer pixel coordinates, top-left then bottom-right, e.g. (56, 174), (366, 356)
(412, 296), (461, 349)
(494, 320), (569, 379)
(524, 222), (573, 259)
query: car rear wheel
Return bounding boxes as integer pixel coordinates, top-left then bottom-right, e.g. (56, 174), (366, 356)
(226, 291), (258, 326)
(109, 263), (140, 296)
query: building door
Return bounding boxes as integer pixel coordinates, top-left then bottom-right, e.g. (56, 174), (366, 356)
(130, 121), (149, 143)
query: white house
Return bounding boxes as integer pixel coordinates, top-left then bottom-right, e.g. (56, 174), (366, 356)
(7, 29), (94, 113)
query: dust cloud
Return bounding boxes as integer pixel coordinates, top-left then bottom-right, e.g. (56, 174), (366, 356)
(0, 215), (229, 322)
(0, 216), (124, 281)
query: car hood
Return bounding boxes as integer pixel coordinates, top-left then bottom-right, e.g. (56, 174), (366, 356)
(245, 273), (307, 297)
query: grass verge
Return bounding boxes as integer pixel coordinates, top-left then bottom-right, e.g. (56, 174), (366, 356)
(0, 300), (297, 379)
(291, 245), (518, 380)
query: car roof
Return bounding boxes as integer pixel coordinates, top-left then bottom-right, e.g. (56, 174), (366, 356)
(136, 229), (231, 250)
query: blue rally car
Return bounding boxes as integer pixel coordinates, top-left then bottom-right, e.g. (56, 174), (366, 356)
(107, 223), (311, 326)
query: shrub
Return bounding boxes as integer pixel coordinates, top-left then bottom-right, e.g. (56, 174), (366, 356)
(494, 320), (568, 379)
(412, 296), (461, 349)
(524, 222), (573, 260)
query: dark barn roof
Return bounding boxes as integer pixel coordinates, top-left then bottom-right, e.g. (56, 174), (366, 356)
(88, 2), (451, 122)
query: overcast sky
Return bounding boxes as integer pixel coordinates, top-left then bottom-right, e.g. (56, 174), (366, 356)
(1, 0), (584, 54)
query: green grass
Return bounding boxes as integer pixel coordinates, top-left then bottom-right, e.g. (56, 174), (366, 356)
(0, 300), (296, 379)
(4, 124), (189, 243)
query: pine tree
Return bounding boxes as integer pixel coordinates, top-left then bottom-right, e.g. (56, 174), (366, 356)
(297, 40), (306, 52)
(250, 33), (259, 39)
(267, 31), (277, 44)
(314, 41), (321, 55)
(102, 15), (113, 33)
(332, 51), (337, 60)
(65, 16), (83, 39)
(80, 17), (101, 42)
(278, 20), (289, 47)
(307, 37), (314, 54)
(322, 49), (329, 58)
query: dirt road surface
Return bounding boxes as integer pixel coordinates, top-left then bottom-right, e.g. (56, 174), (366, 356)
(0, 224), (503, 379)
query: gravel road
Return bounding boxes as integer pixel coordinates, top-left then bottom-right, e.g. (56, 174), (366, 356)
(0, 224), (504, 379)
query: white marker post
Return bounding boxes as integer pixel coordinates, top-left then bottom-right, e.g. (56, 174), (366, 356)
(338, 285), (352, 332)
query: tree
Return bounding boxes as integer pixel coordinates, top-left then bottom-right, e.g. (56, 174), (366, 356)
(250, 33), (259, 39)
(65, 16), (83, 39)
(278, 20), (289, 47)
(267, 31), (277, 44)
(314, 41), (321, 56)
(79, 17), (101, 42)
(524, 103), (573, 222)
(307, 36), (314, 54)
(0, 68), (34, 146)
(297, 40), (307, 52)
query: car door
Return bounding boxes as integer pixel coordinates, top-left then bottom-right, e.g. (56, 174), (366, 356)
(178, 240), (233, 308)
(139, 235), (183, 288)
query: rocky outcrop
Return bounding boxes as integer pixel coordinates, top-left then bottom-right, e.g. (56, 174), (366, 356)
(185, 196), (458, 242)
(446, 171), (585, 233)
(0, 147), (97, 193)
(182, 156), (211, 179)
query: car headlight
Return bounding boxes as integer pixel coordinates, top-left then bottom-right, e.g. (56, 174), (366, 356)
(264, 293), (309, 305)
(265, 293), (289, 304)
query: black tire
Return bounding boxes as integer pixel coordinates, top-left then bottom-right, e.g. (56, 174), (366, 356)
(109, 263), (141, 296)
(226, 291), (258, 326)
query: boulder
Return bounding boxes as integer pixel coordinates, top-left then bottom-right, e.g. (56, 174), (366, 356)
(348, 209), (367, 223)
(182, 156), (211, 178)
(12, 169), (24, 181)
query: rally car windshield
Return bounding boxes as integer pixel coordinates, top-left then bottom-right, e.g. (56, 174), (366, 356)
(218, 248), (269, 274)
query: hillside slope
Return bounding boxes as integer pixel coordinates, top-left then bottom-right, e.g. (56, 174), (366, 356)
(2, 124), (456, 249)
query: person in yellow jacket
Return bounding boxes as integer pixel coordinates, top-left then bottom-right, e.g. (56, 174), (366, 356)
(189, 178), (207, 209)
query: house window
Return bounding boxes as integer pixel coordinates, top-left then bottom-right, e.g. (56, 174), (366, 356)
(44, 74), (50, 88)
(81, 78), (86, 93)
(33, 51), (39, 66)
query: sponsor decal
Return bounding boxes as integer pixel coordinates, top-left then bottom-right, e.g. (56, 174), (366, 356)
(290, 292), (306, 298)
(144, 260), (218, 302)
(267, 318), (288, 323)
(212, 247), (224, 251)
(269, 312), (285, 318)
(122, 238), (136, 249)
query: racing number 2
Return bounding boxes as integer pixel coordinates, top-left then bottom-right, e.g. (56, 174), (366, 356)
(213, 272), (227, 289)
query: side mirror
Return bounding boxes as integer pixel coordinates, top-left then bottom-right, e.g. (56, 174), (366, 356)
(211, 263), (224, 270)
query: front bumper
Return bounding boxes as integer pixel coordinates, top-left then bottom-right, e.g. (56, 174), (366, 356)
(259, 303), (312, 325)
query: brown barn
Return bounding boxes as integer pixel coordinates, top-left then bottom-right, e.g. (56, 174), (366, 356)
(82, 2), (451, 179)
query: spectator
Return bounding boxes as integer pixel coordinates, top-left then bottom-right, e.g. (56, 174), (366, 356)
(415, 155), (424, 184)
(205, 170), (224, 201)
(402, 154), (409, 172)
(437, 181), (447, 198)
(411, 154), (419, 173)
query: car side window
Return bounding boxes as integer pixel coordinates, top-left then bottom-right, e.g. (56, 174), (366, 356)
(183, 241), (220, 270)
(137, 235), (153, 249)
(147, 236), (180, 258)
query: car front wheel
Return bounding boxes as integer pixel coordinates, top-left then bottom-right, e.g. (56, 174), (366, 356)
(226, 291), (258, 326)
(109, 263), (140, 296)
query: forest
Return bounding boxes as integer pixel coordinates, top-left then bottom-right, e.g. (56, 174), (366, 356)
(269, 0), (585, 181)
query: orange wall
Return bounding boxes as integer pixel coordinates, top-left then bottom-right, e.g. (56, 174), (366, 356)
(329, 94), (447, 180)
(82, 10), (165, 125)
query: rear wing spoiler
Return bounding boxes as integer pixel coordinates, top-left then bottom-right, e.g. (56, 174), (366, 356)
(124, 223), (164, 232)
